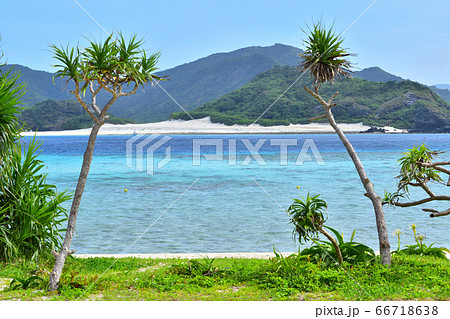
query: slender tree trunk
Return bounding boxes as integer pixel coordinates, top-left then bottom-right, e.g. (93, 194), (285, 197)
(324, 108), (391, 265)
(318, 227), (343, 264)
(303, 87), (391, 265)
(49, 121), (103, 291)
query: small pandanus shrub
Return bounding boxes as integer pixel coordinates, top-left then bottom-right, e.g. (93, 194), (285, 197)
(287, 193), (343, 264)
(286, 193), (375, 266)
(299, 227), (376, 266)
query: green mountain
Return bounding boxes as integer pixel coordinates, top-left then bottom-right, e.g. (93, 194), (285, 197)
(171, 66), (450, 132)
(3, 43), (302, 123)
(0, 64), (74, 106)
(3, 44), (450, 125)
(20, 99), (135, 131)
(430, 86), (450, 103)
(353, 67), (450, 104)
(433, 84), (450, 90)
(354, 66), (404, 82)
(107, 43), (302, 122)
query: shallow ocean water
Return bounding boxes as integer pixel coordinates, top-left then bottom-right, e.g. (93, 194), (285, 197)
(26, 133), (449, 254)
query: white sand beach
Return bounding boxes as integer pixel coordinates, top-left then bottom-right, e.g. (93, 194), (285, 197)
(21, 117), (407, 136)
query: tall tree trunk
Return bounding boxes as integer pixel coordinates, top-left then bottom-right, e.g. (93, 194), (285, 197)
(324, 108), (391, 265)
(318, 227), (343, 264)
(304, 87), (391, 265)
(49, 121), (103, 291)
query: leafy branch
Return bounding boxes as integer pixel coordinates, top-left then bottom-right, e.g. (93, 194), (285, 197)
(383, 144), (450, 217)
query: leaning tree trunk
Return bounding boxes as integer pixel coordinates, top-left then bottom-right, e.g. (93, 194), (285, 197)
(305, 87), (391, 265)
(318, 227), (343, 265)
(325, 108), (391, 265)
(48, 121), (103, 291)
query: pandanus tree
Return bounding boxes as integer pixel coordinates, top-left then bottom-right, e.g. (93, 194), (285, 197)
(0, 62), (24, 159)
(48, 33), (164, 291)
(1, 59), (70, 262)
(298, 23), (391, 265)
(287, 193), (344, 264)
(384, 144), (450, 218)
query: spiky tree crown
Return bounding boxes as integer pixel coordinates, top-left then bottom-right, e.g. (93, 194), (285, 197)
(299, 23), (353, 87)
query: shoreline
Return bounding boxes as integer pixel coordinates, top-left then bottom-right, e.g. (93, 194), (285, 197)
(20, 116), (407, 136)
(72, 251), (450, 259)
(74, 252), (293, 259)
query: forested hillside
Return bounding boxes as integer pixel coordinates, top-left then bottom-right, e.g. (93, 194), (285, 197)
(3, 44), (450, 127)
(20, 99), (135, 131)
(171, 66), (450, 132)
(2, 44), (302, 123)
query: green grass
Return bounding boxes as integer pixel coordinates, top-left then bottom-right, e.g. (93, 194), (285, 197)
(0, 254), (448, 301)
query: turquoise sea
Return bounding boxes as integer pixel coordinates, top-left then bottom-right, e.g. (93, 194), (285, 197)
(28, 134), (449, 254)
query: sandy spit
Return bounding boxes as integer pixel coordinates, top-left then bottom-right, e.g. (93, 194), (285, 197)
(21, 117), (406, 136)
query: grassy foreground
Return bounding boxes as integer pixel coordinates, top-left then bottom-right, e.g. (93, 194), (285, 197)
(0, 254), (449, 301)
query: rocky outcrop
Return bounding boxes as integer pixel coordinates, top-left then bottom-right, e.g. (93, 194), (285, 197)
(411, 104), (450, 132)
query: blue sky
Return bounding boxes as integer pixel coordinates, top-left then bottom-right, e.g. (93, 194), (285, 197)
(0, 0), (449, 85)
